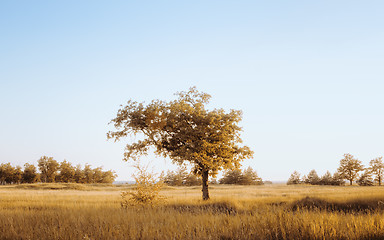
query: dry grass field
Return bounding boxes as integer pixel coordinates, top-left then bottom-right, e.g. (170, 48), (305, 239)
(1, 184), (384, 239)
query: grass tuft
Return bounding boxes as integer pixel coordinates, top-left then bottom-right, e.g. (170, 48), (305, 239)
(165, 200), (239, 215)
(291, 196), (384, 213)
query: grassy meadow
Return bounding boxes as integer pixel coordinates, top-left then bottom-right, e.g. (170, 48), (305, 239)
(1, 184), (384, 239)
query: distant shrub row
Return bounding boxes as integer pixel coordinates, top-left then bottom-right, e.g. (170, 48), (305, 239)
(0, 156), (117, 185)
(161, 166), (201, 186)
(288, 154), (384, 186)
(287, 170), (345, 186)
(161, 166), (263, 186)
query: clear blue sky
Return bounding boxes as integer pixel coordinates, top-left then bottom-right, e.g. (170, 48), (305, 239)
(1, 1), (383, 181)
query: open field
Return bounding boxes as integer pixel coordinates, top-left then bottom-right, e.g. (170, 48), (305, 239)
(1, 184), (384, 239)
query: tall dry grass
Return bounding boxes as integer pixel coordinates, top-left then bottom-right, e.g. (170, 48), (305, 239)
(1, 184), (384, 239)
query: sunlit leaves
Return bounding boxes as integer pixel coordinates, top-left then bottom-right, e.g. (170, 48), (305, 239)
(108, 87), (253, 175)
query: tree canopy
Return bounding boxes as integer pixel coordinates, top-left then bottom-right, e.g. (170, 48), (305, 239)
(304, 169), (320, 185)
(337, 153), (364, 185)
(287, 171), (301, 185)
(108, 87), (253, 200)
(38, 156), (59, 183)
(369, 157), (384, 186)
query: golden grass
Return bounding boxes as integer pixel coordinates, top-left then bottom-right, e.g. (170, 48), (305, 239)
(1, 184), (384, 239)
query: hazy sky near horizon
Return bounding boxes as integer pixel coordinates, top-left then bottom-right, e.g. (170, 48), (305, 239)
(1, 1), (384, 181)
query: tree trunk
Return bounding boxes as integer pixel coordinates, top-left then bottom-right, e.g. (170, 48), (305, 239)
(350, 179), (353, 185)
(202, 169), (210, 200)
(379, 176), (381, 186)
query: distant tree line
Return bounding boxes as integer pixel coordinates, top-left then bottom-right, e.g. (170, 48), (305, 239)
(287, 153), (384, 186)
(161, 166), (201, 186)
(287, 170), (345, 186)
(0, 156), (117, 185)
(162, 166), (263, 186)
(219, 167), (263, 185)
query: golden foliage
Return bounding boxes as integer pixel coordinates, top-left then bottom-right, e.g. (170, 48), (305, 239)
(108, 87), (253, 200)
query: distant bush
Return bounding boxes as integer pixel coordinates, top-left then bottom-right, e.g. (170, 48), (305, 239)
(304, 170), (320, 185)
(162, 166), (201, 186)
(330, 172), (345, 186)
(219, 167), (263, 185)
(319, 171), (333, 185)
(22, 163), (39, 183)
(0, 163), (22, 185)
(287, 171), (302, 185)
(356, 170), (374, 186)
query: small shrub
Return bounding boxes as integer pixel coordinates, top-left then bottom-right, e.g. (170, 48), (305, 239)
(121, 163), (165, 208)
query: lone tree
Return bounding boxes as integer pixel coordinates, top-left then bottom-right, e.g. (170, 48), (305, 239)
(107, 87), (253, 200)
(337, 153), (364, 185)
